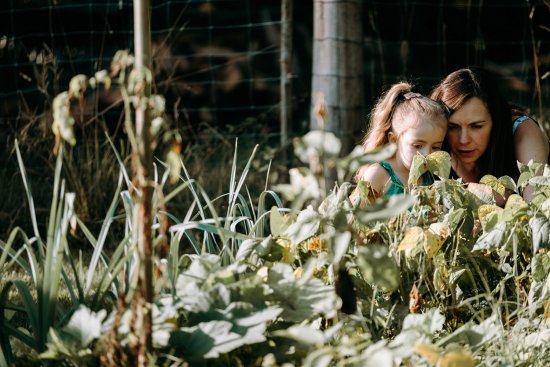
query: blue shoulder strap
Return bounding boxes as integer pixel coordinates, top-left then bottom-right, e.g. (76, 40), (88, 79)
(513, 115), (529, 135)
(379, 161), (405, 195)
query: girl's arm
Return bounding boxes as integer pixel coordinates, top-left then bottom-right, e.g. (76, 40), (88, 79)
(356, 163), (391, 196)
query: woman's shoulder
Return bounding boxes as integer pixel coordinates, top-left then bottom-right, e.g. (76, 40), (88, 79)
(512, 114), (538, 134)
(512, 114), (550, 165)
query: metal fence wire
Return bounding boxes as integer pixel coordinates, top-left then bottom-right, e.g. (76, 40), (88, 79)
(1, 0), (549, 142)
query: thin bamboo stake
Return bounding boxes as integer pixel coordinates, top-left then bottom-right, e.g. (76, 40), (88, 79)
(133, 0), (153, 364)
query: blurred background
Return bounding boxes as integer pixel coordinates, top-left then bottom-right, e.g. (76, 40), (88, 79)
(1, 0), (549, 243)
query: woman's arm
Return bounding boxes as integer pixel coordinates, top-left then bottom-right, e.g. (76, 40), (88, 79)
(514, 118), (549, 201)
(514, 118), (549, 165)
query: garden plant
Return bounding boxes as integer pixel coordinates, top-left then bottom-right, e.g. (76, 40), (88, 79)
(1, 49), (550, 367)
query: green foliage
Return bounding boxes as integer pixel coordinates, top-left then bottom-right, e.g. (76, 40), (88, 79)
(4, 64), (550, 365)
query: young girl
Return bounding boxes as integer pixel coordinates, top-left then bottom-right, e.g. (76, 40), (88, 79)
(355, 82), (448, 197)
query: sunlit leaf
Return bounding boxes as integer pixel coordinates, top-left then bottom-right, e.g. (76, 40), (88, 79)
(529, 214), (550, 253)
(477, 204), (502, 231)
(472, 222), (508, 252)
(415, 343), (440, 365)
(426, 150), (451, 179)
(530, 175), (550, 186)
(397, 226), (424, 257)
(467, 182), (495, 204)
(344, 143), (397, 173)
(438, 348), (475, 367)
(532, 253), (550, 282)
(285, 206), (321, 245)
(268, 263), (338, 321)
(424, 223), (449, 258)
(402, 308), (445, 335)
(480, 175), (506, 196)
(408, 153), (428, 187)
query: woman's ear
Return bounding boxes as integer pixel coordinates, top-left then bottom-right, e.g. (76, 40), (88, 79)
(387, 131), (396, 143)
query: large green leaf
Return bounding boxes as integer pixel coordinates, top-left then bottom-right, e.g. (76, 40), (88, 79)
(355, 194), (415, 225)
(530, 214), (550, 253)
(285, 206), (321, 245)
(170, 303), (282, 360)
(268, 263), (338, 322)
(402, 308), (445, 335)
(472, 222), (508, 252)
(356, 245), (399, 292)
(532, 253), (550, 282)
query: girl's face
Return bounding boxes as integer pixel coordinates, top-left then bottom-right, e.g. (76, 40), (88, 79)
(389, 114), (447, 170)
(446, 97), (493, 168)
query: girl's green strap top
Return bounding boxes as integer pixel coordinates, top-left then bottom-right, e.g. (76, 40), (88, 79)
(379, 161), (433, 196)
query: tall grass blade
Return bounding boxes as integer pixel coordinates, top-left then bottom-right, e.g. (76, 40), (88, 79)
(14, 140), (43, 255)
(0, 280), (39, 349)
(85, 172), (124, 293)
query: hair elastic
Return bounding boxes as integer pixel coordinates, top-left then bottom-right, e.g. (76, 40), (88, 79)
(403, 92), (422, 100)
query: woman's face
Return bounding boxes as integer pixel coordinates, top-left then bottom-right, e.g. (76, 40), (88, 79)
(446, 97), (492, 167)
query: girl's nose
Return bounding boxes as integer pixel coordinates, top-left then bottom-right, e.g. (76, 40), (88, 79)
(420, 147), (431, 156)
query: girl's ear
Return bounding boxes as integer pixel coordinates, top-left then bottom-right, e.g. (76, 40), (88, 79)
(387, 131), (396, 143)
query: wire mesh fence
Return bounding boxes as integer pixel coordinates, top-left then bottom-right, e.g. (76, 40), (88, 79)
(0, 0), (549, 239)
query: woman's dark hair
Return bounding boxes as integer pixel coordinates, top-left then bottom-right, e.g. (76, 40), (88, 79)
(431, 67), (518, 180)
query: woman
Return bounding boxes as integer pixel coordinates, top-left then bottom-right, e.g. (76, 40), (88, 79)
(431, 67), (549, 185)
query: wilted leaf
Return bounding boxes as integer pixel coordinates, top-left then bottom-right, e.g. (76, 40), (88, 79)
(467, 182), (495, 204)
(426, 150), (451, 179)
(350, 180), (379, 208)
(424, 223), (449, 258)
(409, 283), (422, 313)
(294, 130), (342, 163)
(440, 314), (501, 351)
(480, 175), (506, 197)
(345, 144), (397, 174)
(415, 343), (440, 365)
(478, 204), (502, 221)
(408, 153), (428, 187)
(439, 348), (475, 367)
(500, 194), (528, 221)
(397, 226), (424, 257)
(477, 204), (502, 231)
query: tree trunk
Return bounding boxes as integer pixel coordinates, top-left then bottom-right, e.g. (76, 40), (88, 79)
(310, 0), (364, 155)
